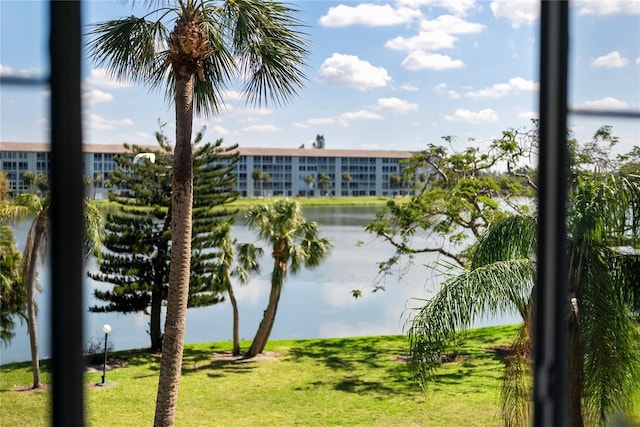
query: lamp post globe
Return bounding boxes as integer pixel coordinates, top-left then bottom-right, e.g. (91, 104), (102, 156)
(98, 324), (112, 386)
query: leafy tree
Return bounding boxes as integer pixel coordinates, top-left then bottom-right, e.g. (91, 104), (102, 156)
(318, 173), (331, 196)
(88, 1), (308, 423)
(244, 198), (331, 357)
(367, 127), (537, 279)
(0, 225), (25, 346)
(210, 223), (263, 355)
(0, 172), (9, 201)
(0, 175), (26, 347)
(405, 128), (640, 426)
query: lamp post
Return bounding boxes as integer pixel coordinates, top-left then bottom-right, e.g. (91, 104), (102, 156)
(98, 324), (111, 386)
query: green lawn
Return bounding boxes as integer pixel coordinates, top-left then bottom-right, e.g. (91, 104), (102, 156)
(1, 325), (638, 426)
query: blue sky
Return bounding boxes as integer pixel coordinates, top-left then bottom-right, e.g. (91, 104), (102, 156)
(1, 1), (639, 158)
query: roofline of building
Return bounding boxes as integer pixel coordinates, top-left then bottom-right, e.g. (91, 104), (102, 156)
(1, 142), (415, 158)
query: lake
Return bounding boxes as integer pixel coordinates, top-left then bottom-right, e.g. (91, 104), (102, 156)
(0, 205), (520, 364)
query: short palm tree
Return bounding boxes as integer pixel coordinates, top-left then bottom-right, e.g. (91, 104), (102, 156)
(408, 172), (640, 426)
(88, 2), (308, 424)
(244, 198), (331, 358)
(8, 193), (104, 389)
(211, 222), (263, 355)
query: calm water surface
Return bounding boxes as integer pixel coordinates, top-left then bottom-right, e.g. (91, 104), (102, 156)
(1, 205), (519, 364)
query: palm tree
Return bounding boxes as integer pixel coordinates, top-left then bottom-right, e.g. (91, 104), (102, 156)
(303, 174), (314, 196)
(342, 172), (352, 196)
(211, 223), (263, 355)
(88, 2), (308, 424)
(252, 168), (264, 197)
(318, 173), (331, 196)
(9, 193), (104, 389)
(407, 173), (640, 426)
(244, 198), (331, 358)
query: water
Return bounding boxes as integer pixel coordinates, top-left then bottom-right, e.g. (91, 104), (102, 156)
(0, 205), (520, 365)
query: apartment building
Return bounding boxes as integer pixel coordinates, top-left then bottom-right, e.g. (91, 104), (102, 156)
(0, 142), (415, 199)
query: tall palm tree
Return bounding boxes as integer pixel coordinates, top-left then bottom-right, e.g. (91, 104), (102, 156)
(211, 223), (263, 355)
(244, 198), (331, 357)
(407, 173), (640, 426)
(88, 2), (308, 424)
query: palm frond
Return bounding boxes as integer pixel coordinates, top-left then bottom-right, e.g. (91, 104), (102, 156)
(408, 258), (534, 384)
(87, 16), (169, 88)
(501, 321), (533, 427)
(471, 214), (537, 268)
(579, 246), (640, 424)
(221, 0), (310, 108)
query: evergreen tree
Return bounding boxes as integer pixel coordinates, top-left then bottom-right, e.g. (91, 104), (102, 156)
(89, 125), (240, 351)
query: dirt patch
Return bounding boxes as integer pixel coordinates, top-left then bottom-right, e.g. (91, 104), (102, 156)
(85, 358), (128, 373)
(12, 384), (50, 393)
(211, 351), (281, 363)
(486, 345), (515, 358)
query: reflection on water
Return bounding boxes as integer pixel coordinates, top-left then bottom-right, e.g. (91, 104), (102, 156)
(1, 205), (520, 365)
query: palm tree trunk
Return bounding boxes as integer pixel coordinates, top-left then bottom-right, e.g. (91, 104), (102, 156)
(150, 286), (163, 351)
(25, 220), (43, 389)
(151, 211), (172, 352)
(154, 72), (194, 427)
(226, 274), (241, 356)
(245, 260), (285, 357)
(567, 308), (585, 427)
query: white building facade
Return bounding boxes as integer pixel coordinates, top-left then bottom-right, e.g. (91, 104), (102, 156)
(1, 142), (414, 199)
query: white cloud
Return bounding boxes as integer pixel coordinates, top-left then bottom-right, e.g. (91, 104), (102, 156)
(444, 108), (499, 123)
(573, 97), (630, 110)
(434, 82), (461, 99)
(398, 83), (420, 91)
(293, 118), (337, 129)
(490, 0), (539, 28)
(590, 51), (630, 68)
(419, 15), (485, 34)
(317, 53), (391, 90)
(401, 52), (464, 70)
(375, 97), (419, 113)
(83, 89), (113, 105)
(397, 0), (476, 16)
(318, 4), (421, 27)
(339, 110), (384, 121)
(85, 68), (133, 89)
(637, 58), (640, 65)
(464, 77), (539, 99)
(0, 65), (40, 78)
(240, 124), (280, 133)
(118, 131), (152, 144)
(385, 31), (457, 51)
(576, 1), (640, 15)
(518, 111), (539, 120)
(86, 113), (134, 131)
(208, 125), (233, 137)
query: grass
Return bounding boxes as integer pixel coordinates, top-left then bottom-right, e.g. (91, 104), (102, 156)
(2, 325), (638, 426)
(92, 195), (404, 214)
